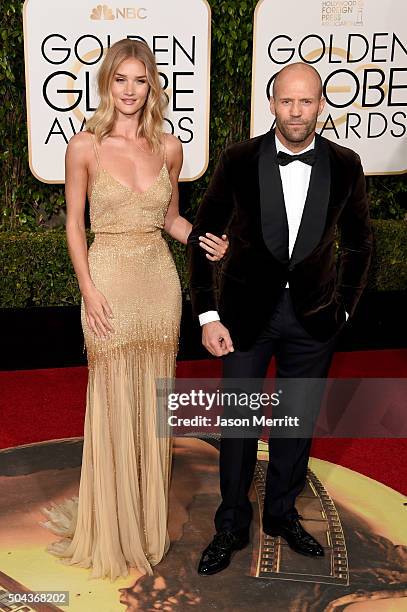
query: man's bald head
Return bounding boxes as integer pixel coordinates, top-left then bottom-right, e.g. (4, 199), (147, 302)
(272, 63), (323, 99)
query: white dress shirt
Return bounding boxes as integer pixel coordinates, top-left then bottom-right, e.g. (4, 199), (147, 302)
(199, 135), (347, 326)
(277, 136), (314, 267)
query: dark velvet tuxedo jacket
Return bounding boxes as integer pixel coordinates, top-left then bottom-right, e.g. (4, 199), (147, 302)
(187, 129), (373, 351)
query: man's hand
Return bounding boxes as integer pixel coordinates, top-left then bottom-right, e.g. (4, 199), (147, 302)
(202, 321), (234, 356)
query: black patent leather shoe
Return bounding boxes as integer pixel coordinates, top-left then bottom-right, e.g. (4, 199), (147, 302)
(198, 530), (249, 575)
(263, 515), (324, 557)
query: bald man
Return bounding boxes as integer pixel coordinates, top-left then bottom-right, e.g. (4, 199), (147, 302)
(188, 63), (372, 575)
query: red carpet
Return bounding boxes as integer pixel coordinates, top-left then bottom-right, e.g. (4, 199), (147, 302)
(1, 349), (406, 494)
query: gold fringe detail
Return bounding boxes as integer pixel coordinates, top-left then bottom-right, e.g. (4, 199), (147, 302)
(40, 348), (176, 581)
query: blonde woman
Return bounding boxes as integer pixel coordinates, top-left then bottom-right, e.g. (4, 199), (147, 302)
(40, 39), (227, 581)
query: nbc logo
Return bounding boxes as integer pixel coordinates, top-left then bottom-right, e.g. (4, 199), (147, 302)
(90, 4), (147, 20)
(90, 4), (115, 20)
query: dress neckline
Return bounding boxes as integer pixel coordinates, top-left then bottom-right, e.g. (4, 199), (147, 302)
(90, 163), (168, 201)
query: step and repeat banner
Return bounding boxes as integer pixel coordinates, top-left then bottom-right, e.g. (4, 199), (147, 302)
(251, 0), (407, 175)
(23, 0), (211, 182)
(24, 0), (407, 181)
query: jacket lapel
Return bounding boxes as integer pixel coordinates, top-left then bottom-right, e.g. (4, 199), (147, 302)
(290, 133), (331, 265)
(258, 129), (289, 264)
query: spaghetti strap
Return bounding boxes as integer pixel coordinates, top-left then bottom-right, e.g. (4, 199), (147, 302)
(162, 136), (167, 167)
(92, 133), (101, 168)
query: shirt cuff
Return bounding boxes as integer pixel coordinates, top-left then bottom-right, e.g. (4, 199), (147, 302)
(199, 311), (220, 326)
(345, 311), (349, 321)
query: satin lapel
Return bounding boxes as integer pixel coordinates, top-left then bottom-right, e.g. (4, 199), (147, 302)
(290, 133), (331, 265)
(258, 129), (289, 264)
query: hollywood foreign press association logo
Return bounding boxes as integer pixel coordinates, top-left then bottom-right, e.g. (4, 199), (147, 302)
(90, 4), (147, 20)
(321, 0), (364, 27)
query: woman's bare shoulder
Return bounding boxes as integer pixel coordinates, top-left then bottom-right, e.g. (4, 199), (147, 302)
(163, 133), (182, 152)
(66, 131), (94, 161)
(163, 133), (182, 166)
(67, 130), (94, 151)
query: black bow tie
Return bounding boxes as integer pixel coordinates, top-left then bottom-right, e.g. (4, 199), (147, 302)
(277, 149), (316, 166)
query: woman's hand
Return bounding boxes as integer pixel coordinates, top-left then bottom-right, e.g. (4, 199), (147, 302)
(199, 233), (229, 261)
(82, 286), (114, 339)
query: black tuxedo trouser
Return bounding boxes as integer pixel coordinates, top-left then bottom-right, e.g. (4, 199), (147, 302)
(214, 289), (337, 534)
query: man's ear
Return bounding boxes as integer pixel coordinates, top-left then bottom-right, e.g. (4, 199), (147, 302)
(318, 97), (326, 116)
(269, 96), (276, 116)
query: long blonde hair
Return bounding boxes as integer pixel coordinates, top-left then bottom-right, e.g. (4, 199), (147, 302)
(86, 39), (167, 151)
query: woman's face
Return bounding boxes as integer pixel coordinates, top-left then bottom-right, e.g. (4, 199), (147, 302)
(110, 57), (150, 116)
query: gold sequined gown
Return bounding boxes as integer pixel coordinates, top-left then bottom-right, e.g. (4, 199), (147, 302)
(40, 136), (182, 581)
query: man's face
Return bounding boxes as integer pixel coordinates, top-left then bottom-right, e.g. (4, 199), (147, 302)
(270, 70), (325, 146)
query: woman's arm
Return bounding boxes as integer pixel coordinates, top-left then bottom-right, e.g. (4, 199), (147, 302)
(163, 135), (228, 260)
(65, 133), (94, 294)
(163, 135), (190, 244)
(65, 133), (113, 339)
